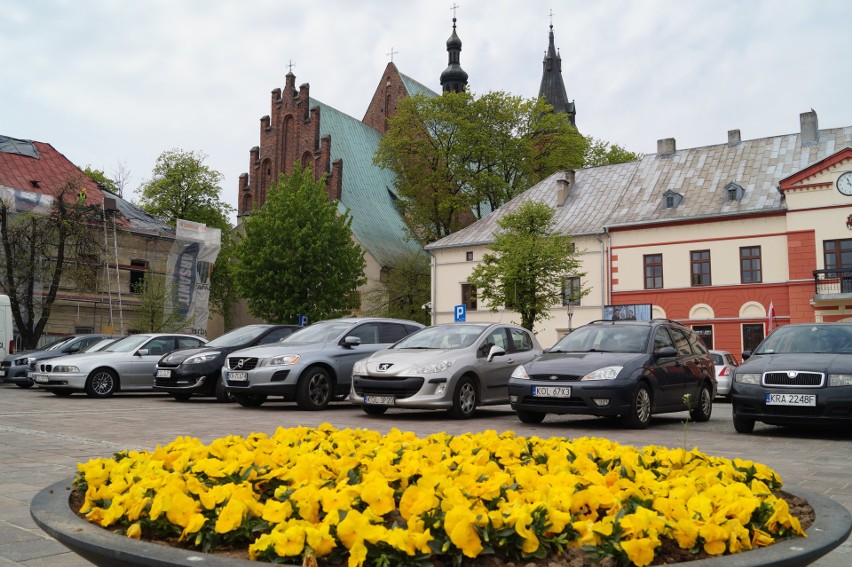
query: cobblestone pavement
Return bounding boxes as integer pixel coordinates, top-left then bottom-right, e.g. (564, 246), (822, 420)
(0, 383), (849, 566)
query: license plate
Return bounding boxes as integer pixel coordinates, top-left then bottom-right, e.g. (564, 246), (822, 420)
(227, 372), (248, 382)
(365, 395), (395, 405)
(532, 386), (572, 398)
(156, 369), (172, 378)
(32, 373), (48, 384)
(765, 393), (816, 406)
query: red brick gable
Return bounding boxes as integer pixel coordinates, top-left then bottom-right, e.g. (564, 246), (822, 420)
(0, 139), (104, 206)
(362, 62), (411, 134)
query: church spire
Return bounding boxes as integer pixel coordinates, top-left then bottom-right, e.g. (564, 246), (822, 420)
(538, 23), (576, 126)
(440, 14), (468, 93)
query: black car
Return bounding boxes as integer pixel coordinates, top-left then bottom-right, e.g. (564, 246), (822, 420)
(508, 319), (716, 428)
(731, 323), (852, 433)
(153, 324), (300, 401)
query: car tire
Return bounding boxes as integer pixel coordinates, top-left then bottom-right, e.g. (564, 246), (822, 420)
(362, 405), (388, 416)
(85, 369), (117, 398)
(516, 410), (546, 424)
(296, 367), (332, 410)
(733, 413), (756, 434)
(234, 393), (267, 408)
(16, 380), (34, 389)
(689, 383), (713, 422)
(449, 376), (477, 419)
(622, 383), (652, 429)
(51, 389), (73, 397)
(214, 377), (231, 403)
(172, 393), (192, 402)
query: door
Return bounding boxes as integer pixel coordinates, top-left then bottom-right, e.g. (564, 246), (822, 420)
(650, 327), (689, 408)
(476, 327), (518, 403)
(129, 336), (175, 388)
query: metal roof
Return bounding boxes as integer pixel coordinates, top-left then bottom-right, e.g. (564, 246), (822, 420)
(310, 98), (421, 267)
(427, 125), (852, 250)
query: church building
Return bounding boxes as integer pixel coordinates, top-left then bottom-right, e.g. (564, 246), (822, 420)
(234, 18), (575, 321)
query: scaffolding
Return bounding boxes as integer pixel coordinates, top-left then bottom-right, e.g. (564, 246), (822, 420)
(101, 197), (124, 334)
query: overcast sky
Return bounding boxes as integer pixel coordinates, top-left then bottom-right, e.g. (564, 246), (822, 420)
(3, 0), (850, 219)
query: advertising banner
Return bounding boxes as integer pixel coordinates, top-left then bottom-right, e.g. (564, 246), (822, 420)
(166, 219), (221, 337)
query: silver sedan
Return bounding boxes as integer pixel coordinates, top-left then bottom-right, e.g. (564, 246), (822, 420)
(350, 322), (543, 419)
(31, 333), (207, 398)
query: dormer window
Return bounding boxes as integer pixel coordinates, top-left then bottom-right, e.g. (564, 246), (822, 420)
(663, 190), (683, 209)
(725, 182), (744, 202)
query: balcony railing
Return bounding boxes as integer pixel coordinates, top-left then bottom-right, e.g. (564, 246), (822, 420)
(813, 269), (852, 295)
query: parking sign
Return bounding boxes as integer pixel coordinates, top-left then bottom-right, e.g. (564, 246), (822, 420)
(454, 304), (466, 322)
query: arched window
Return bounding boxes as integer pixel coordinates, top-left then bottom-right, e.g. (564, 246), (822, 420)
(242, 194), (252, 213)
(301, 151), (313, 175)
(282, 115), (293, 166)
(260, 158), (272, 206)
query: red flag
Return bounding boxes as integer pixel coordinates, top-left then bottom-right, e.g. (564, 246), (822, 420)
(767, 302), (775, 332)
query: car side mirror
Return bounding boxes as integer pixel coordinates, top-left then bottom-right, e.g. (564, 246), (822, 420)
(136, 349), (148, 357)
(741, 350), (752, 360)
(487, 345), (506, 362)
(655, 346), (678, 358)
(343, 336), (362, 348)
(66, 346), (81, 354)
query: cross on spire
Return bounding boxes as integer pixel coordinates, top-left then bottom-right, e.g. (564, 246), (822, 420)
(287, 59), (296, 73)
(387, 47), (398, 62)
(548, 8), (554, 27)
(451, 3), (460, 18)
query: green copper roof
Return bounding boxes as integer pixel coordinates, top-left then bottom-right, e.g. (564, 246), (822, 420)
(399, 72), (439, 99)
(310, 98), (420, 267)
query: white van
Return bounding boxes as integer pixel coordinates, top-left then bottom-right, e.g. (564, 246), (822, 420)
(0, 294), (13, 360)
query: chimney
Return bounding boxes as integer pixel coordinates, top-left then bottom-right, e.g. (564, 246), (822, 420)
(800, 109), (819, 145)
(727, 129), (741, 145)
(250, 146), (260, 165)
(271, 87), (281, 102)
(657, 138), (676, 155)
(556, 170), (575, 206)
(260, 115), (271, 131)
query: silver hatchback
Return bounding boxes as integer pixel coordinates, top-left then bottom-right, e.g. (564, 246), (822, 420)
(350, 322), (543, 419)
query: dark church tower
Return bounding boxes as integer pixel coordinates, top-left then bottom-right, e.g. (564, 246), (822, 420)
(538, 24), (576, 126)
(440, 17), (468, 93)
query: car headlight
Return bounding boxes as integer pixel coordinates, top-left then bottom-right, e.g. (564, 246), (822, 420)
(53, 365), (79, 373)
(353, 360), (367, 375)
(735, 373), (761, 385)
(829, 374), (852, 387)
(183, 352), (221, 365)
(581, 366), (623, 381)
(511, 365), (530, 380)
(408, 359), (455, 375)
(266, 354), (301, 367)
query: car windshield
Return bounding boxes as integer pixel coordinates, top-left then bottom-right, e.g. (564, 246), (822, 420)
(84, 338), (120, 352)
(280, 321), (352, 344)
(103, 335), (151, 353)
(550, 325), (650, 353)
(43, 337), (73, 351)
(393, 325), (485, 350)
(755, 325), (852, 354)
(206, 326), (270, 347)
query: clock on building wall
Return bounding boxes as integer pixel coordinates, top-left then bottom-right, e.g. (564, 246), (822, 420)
(837, 171), (852, 196)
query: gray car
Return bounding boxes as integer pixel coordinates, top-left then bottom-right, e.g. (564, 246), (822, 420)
(222, 317), (424, 410)
(31, 333), (207, 397)
(2, 334), (120, 388)
(350, 322), (543, 419)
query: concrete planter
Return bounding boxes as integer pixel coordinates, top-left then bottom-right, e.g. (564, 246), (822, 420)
(31, 478), (851, 567)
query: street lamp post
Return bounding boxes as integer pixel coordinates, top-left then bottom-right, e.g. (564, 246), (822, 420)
(566, 303), (574, 333)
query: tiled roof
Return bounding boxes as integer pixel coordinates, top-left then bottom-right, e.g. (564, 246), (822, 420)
(0, 134), (172, 235)
(427, 126), (852, 250)
(310, 99), (420, 267)
(0, 136), (103, 206)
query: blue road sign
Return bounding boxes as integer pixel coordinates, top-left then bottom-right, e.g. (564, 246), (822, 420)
(454, 304), (466, 322)
(298, 314), (309, 327)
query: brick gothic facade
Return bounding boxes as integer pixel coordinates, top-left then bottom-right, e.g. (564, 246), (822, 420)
(238, 63), (414, 216)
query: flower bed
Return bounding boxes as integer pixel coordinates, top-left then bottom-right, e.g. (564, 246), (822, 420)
(73, 424), (805, 567)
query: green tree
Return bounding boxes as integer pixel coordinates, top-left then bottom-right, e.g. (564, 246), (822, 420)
(0, 177), (103, 349)
(136, 149), (236, 323)
(82, 166), (119, 195)
(232, 165), (366, 323)
(374, 91), (587, 243)
(466, 200), (587, 332)
(583, 137), (642, 167)
(362, 249), (431, 325)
